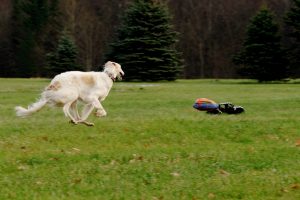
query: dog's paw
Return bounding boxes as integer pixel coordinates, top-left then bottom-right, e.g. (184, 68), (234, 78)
(69, 120), (78, 125)
(95, 110), (107, 117)
(81, 121), (94, 126)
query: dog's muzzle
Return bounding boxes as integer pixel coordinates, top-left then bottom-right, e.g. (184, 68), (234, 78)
(117, 72), (125, 80)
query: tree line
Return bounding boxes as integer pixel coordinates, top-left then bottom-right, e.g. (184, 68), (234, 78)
(0, 0), (299, 80)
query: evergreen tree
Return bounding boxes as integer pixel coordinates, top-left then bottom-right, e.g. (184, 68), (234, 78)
(285, 0), (300, 77)
(11, 0), (59, 77)
(47, 33), (82, 76)
(106, 0), (181, 81)
(233, 6), (288, 82)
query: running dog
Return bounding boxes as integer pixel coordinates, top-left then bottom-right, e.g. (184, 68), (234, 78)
(15, 61), (124, 126)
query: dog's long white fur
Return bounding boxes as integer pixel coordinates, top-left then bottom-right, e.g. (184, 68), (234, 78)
(15, 61), (124, 125)
(15, 99), (47, 117)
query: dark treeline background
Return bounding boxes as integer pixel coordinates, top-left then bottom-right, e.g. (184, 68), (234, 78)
(0, 0), (293, 78)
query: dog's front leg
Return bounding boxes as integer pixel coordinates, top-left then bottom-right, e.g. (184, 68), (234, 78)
(93, 100), (107, 117)
(95, 109), (107, 117)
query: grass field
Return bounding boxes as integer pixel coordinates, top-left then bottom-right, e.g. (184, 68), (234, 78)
(0, 78), (299, 200)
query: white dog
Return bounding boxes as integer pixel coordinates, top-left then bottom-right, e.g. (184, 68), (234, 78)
(15, 61), (124, 126)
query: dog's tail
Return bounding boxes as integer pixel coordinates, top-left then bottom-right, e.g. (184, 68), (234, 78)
(15, 98), (47, 117)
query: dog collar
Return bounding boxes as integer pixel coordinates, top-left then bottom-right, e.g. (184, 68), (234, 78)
(110, 76), (116, 81)
(105, 72), (116, 81)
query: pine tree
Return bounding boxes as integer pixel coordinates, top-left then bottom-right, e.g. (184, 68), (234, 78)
(285, 0), (300, 77)
(233, 6), (288, 82)
(11, 0), (59, 77)
(47, 33), (82, 76)
(105, 0), (181, 81)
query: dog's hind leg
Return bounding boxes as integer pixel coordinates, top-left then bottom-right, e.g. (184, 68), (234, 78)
(63, 102), (79, 124)
(78, 104), (95, 126)
(70, 101), (80, 121)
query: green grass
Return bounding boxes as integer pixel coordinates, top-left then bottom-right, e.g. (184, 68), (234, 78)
(0, 78), (299, 200)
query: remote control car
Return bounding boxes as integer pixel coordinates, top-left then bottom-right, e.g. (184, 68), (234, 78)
(193, 98), (245, 114)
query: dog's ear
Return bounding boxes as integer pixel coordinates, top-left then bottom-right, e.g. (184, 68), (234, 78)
(103, 61), (111, 67)
(107, 61), (116, 67)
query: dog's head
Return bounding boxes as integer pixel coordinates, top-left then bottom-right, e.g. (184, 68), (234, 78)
(104, 61), (125, 81)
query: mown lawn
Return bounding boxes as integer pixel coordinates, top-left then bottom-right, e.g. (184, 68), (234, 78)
(0, 78), (299, 200)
